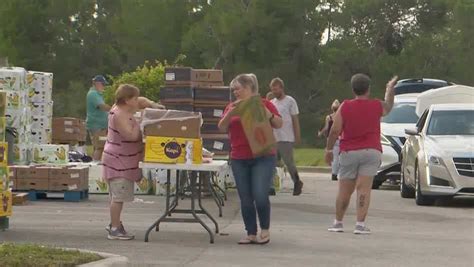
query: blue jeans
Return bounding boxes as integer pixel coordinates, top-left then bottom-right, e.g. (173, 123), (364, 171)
(231, 155), (276, 235)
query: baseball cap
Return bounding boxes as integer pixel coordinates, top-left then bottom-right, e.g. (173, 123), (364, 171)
(92, 75), (108, 85)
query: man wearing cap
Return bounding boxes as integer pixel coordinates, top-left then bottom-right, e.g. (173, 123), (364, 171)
(86, 75), (111, 161)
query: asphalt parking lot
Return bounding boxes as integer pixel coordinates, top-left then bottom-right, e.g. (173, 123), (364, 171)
(1, 172), (473, 266)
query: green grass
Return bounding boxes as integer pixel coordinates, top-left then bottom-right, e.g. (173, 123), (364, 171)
(0, 243), (102, 267)
(294, 148), (326, 167)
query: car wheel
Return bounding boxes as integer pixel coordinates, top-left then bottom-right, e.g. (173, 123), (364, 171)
(415, 162), (435, 206)
(400, 164), (415, 198)
(372, 178), (384, 189)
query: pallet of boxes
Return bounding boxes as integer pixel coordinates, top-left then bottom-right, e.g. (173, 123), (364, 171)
(159, 67), (233, 191)
(0, 91), (12, 230)
(0, 67), (89, 202)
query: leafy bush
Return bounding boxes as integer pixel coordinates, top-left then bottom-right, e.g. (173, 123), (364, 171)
(103, 60), (166, 105)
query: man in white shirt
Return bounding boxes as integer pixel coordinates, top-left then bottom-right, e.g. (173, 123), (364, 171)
(270, 78), (304, 195)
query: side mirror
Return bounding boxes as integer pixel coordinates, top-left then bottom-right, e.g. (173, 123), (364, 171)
(405, 128), (419, 136)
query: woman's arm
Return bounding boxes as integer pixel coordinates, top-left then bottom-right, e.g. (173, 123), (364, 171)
(318, 115), (331, 137)
(138, 97), (165, 109)
(218, 105), (235, 132)
(265, 107), (282, 129)
(114, 112), (141, 141)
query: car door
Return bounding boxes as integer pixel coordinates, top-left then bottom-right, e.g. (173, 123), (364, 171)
(404, 110), (429, 185)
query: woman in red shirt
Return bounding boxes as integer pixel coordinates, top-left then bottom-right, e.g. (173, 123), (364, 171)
(219, 73), (282, 245)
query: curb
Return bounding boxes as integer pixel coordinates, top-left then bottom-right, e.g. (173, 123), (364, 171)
(62, 248), (129, 267)
(297, 166), (331, 173)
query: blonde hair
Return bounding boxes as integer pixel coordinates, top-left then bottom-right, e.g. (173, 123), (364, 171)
(269, 77), (285, 88)
(230, 73), (259, 94)
(115, 84), (140, 105)
(331, 99), (340, 111)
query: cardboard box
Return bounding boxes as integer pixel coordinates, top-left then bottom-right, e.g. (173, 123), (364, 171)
(0, 91), (6, 117)
(15, 178), (49, 191)
(162, 103), (194, 112)
(48, 177), (85, 191)
(233, 95), (276, 156)
(29, 89), (52, 103)
(144, 136), (202, 164)
(202, 134), (230, 154)
(30, 128), (52, 144)
(151, 169), (177, 196)
(88, 177), (109, 194)
(4, 90), (26, 110)
(159, 86), (194, 103)
(0, 119), (6, 142)
(194, 86), (231, 104)
(31, 116), (52, 130)
(32, 144), (68, 164)
(193, 104), (226, 120)
(14, 165), (50, 179)
(12, 144), (29, 164)
(191, 69), (223, 82)
(201, 121), (221, 134)
(5, 109), (22, 129)
(0, 166), (9, 191)
(0, 142), (7, 167)
(142, 109), (202, 138)
(0, 67), (27, 91)
(0, 190), (12, 217)
(135, 169), (154, 195)
(27, 71), (53, 91)
(164, 67), (193, 83)
(30, 102), (53, 117)
(52, 117), (86, 142)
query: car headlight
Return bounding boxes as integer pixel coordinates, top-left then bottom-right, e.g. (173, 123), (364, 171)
(428, 155), (443, 165)
(381, 134), (391, 146)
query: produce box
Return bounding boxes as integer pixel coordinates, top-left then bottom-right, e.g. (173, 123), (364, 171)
(135, 169), (154, 195)
(0, 166), (9, 191)
(30, 128), (52, 144)
(0, 91), (6, 117)
(164, 67), (193, 83)
(12, 144), (29, 164)
(15, 178), (48, 191)
(0, 142), (7, 167)
(52, 117), (86, 142)
(201, 121), (221, 134)
(191, 69), (223, 82)
(144, 136), (202, 164)
(31, 115), (52, 130)
(0, 67), (27, 91)
(0, 118), (5, 141)
(32, 144), (68, 164)
(194, 86), (231, 104)
(159, 86), (194, 103)
(5, 109), (22, 129)
(193, 104), (226, 121)
(162, 103), (194, 112)
(202, 134), (230, 155)
(4, 90), (26, 110)
(142, 108), (202, 138)
(26, 71), (53, 102)
(164, 67), (224, 86)
(29, 89), (52, 103)
(30, 102), (53, 117)
(89, 177), (109, 194)
(0, 190), (12, 217)
(151, 169), (177, 196)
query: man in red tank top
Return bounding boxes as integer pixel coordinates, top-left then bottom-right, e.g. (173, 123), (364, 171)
(325, 74), (397, 234)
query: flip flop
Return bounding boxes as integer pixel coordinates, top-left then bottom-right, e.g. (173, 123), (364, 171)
(238, 237), (258, 245)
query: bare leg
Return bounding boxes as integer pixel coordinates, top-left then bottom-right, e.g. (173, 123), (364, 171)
(355, 176), (373, 222)
(110, 201), (123, 228)
(336, 179), (356, 221)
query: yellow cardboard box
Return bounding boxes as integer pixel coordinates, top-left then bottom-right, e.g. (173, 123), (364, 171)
(0, 166), (9, 191)
(0, 190), (12, 217)
(145, 136), (202, 164)
(0, 142), (7, 166)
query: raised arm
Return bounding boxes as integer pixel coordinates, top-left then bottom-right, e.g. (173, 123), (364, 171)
(381, 76), (398, 116)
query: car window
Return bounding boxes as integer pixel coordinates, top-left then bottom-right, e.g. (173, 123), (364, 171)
(382, 102), (418, 123)
(427, 110), (474, 135)
(416, 110), (429, 132)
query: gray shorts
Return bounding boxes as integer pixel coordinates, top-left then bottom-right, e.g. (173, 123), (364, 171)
(338, 149), (382, 179)
(108, 178), (135, 202)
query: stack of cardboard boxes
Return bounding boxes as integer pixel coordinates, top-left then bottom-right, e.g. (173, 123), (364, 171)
(162, 67), (231, 156)
(52, 117), (86, 144)
(11, 165), (88, 193)
(0, 142), (12, 218)
(27, 71), (53, 145)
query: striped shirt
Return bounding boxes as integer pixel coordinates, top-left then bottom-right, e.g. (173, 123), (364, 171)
(102, 106), (143, 181)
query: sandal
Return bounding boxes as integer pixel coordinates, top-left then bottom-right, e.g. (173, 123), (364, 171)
(258, 233), (270, 245)
(238, 236), (258, 245)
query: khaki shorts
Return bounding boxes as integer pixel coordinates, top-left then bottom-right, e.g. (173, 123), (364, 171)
(89, 129), (107, 150)
(338, 149), (382, 179)
(108, 178), (135, 202)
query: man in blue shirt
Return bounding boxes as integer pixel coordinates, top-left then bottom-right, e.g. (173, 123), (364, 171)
(86, 75), (111, 161)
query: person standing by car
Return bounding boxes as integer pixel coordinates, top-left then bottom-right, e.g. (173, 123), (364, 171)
(319, 99), (341, 181)
(270, 78), (304, 196)
(219, 73), (282, 245)
(325, 74), (397, 234)
(86, 75), (111, 161)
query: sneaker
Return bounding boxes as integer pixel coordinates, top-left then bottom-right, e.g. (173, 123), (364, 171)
(293, 180), (303, 196)
(107, 227), (135, 240)
(328, 222), (344, 232)
(353, 225), (371, 235)
(105, 222), (124, 234)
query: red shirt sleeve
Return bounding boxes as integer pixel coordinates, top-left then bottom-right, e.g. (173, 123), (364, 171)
(222, 103), (233, 118)
(263, 99), (281, 117)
